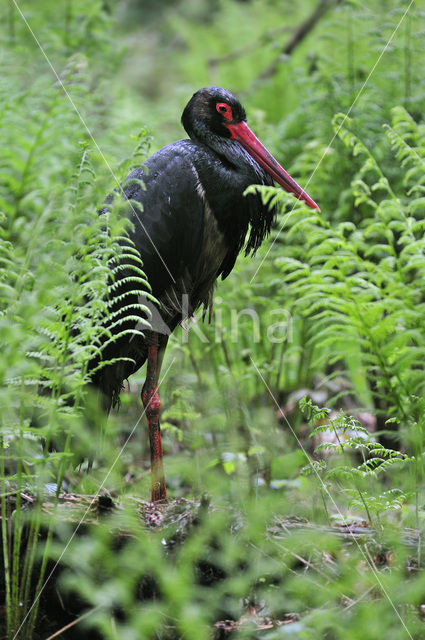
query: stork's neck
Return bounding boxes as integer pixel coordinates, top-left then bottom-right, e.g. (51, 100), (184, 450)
(187, 119), (266, 184)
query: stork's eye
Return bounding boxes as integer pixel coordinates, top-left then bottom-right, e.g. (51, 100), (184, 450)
(216, 102), (233, 121)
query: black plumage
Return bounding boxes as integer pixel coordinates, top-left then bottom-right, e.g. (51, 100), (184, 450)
(89, 86), (319, 501)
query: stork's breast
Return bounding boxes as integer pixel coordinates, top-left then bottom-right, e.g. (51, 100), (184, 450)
(193, 176), (228, 289)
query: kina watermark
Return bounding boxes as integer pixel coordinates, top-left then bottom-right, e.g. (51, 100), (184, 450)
(138, 294), (293, 345)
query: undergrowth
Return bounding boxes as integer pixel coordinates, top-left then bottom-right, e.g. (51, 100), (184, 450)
(0, 53), (155, 638)
(2, 1), (425, 639)
(249, 106), (425, 438)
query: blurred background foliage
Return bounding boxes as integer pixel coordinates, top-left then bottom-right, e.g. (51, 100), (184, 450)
(2, 0), (425, 638)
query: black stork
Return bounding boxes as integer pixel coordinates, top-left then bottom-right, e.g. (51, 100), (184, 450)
(93, 87), (319, 502)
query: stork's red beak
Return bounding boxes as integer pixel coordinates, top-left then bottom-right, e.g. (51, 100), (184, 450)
(226, 121), (320, 211)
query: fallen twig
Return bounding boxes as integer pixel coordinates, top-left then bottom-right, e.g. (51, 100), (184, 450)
(44, 604), (102, 640)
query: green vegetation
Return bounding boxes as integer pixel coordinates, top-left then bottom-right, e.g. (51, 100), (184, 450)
(2, 0), (425, 638)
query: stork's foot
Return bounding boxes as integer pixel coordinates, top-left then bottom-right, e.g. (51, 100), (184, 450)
(151, 479), (167, 503)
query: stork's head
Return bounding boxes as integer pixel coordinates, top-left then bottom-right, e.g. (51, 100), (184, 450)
(181, 87), (320, 211)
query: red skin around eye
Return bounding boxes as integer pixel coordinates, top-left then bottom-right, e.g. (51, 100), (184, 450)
(216, 102), (233, 121)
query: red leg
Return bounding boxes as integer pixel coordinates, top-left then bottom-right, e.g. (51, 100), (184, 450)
(141, 334), (167, 502)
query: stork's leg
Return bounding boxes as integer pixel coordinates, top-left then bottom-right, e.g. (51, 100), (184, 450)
(141, 332), (167, 502)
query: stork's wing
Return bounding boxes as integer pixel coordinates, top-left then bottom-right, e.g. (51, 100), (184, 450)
(122, 140), (205, 298)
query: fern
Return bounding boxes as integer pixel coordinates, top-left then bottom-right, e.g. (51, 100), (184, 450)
(0, 54), (157, 635)
(300, 398), (417, 525)
(250, 107), (425, 447)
